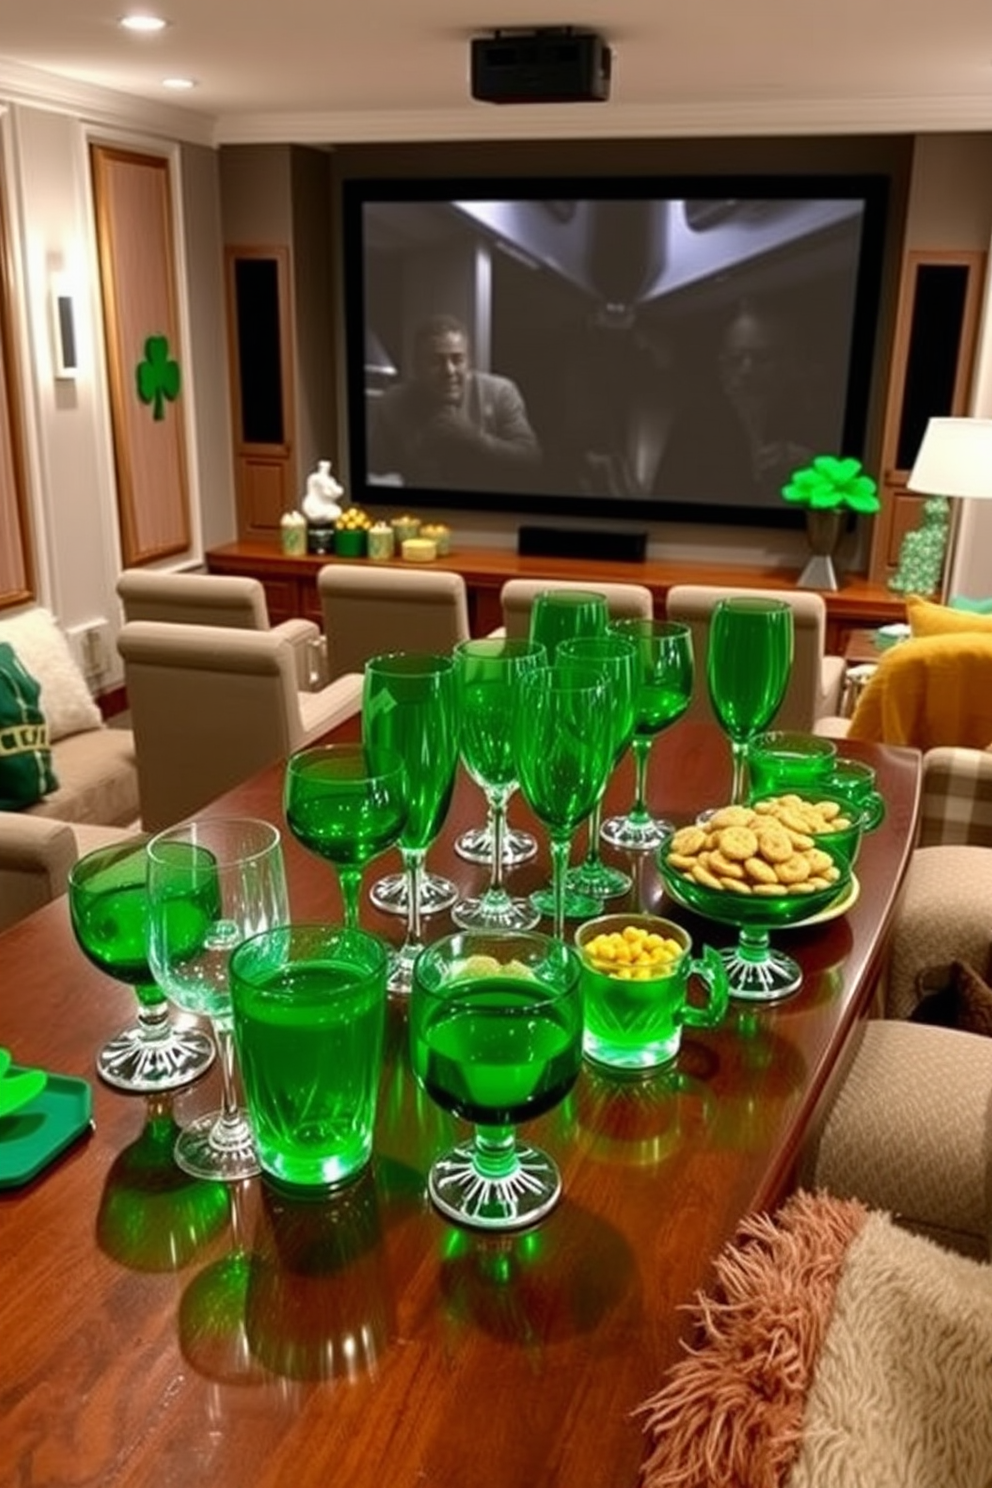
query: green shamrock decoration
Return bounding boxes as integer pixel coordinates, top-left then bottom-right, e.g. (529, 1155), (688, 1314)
(781, 454), (880, 513)
(136, 334), (181, 421)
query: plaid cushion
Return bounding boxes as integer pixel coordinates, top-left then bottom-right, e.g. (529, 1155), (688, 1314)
(919, 746), (992, 847)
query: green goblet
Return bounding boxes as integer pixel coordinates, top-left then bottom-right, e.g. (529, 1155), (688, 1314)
(707, 596), (794, 805)
(451, 637), (546, 932)
(68, 838), (216, 1093)
(410, 929), (583, 1231)
(559, 632), (638, 902)
(513, 662), (614, 943)
(528, 588), (609, 660)
(283, 743), (407, 929)
(600, 620), (695, 852)
(363, 652), (460, 994)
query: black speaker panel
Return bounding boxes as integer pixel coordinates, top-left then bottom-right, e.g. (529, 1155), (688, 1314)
(517, 525), (647, 563)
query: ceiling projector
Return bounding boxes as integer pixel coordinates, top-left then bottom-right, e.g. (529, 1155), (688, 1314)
(470, 27), (612, 105)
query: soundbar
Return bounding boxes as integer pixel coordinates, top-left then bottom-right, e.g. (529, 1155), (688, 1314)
(517, 525), (647, 563)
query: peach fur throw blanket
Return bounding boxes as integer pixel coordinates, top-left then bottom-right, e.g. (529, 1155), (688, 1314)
(845, 632), (992, 751)
(636, 1190), (992, 1488)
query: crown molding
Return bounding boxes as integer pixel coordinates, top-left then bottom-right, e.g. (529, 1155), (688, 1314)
(0, 58), (216, 147)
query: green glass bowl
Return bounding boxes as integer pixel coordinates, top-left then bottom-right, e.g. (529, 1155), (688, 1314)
(657, 829), (851, 931)
(749, 788), (873, 867)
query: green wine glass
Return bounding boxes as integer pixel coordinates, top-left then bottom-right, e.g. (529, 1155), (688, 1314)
(600, 620), (695, 852)
(283, 743), (407, 929)
(68, 838), (215, 1093)
(451, 637), (546, 932)
(513, 662), (614, 944)
(363, 652), (460, 994)
(559, 633), (638, 902)
(147, 817), (289, 1182)
(410, 929), (583, 1231)
(528, 588), (609, 661)
(707, 597), (794, 804)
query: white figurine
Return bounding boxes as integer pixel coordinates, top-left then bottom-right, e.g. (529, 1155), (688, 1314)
(301, 459), (344, 524)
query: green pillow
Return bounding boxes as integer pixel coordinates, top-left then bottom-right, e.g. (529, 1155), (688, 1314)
(0, 642), (58, 809)
(949, 594), (992, 615)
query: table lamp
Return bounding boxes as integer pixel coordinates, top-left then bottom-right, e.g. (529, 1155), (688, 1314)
(891, 417), (992, 596)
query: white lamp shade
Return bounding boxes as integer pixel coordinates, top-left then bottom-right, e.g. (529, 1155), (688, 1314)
(907, 417), (992, 500)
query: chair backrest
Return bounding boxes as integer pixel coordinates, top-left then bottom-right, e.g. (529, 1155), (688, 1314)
(918, 746), (992, 848)
(664, 583), (833, 732)
(117, 621), (307, 831)
(500, 578), (654, 639)
(117, 570), (271, 631)
(846, 632), (992, 754)
(317, 565), (471, 676)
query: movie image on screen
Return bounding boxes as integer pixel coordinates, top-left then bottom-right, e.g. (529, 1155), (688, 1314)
(342, 175), (888, 527)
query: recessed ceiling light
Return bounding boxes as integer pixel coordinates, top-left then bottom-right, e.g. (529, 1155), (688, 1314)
(162, 77), (196, 90)
(119, 13), (169, 33)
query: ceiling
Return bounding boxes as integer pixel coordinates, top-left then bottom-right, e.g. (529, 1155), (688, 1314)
(1, 1), (992, 145)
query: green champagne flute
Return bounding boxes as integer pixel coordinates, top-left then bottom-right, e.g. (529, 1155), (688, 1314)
(451, 637), (546, 932)
(513, 662), (614, 943)
(600, 620), (695, 852)
(68, 838), (215, 1093)
(410, 929), (583, 1231)
(559, 633), (638, 901)
(707, 597), (794, 804)
(363, 652), (460, 994)
(283, 743), (407, 929)
(147, 817), (289, 1183)
(528, 588), (609, 661)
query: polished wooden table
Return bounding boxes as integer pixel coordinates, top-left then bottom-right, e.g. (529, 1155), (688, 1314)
(0, 722), (921, 1488)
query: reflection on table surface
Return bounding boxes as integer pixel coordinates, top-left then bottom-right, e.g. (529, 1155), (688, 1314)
(0, 721), (920, 1488)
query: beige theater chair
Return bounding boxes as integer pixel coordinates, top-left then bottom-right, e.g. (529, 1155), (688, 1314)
(117, 569), (326, 689)
(664, 583), (845, 731)
(317, 565), (471, 677)
(117, 621), (362, 832)
(0, 813), (138, 933)
(499, 577), (654, 639)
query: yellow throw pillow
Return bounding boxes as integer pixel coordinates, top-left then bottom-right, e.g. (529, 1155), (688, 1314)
(906, 593), (992, 638)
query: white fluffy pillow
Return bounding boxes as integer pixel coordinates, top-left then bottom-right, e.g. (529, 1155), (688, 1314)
(0, 607), (102, 741)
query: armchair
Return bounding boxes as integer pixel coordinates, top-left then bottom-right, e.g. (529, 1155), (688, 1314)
(664, 583), (845, 730)
(317, 565), (471, 678)
(0, 813), (137, 933)
(117, 569), (325, 690)
(117, 621), (362, 832)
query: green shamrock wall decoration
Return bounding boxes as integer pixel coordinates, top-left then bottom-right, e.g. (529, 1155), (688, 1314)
(136, 334), (181, 421)
(781, 454), (880, 513)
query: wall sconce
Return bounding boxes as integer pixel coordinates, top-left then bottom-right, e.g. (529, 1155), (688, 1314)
(50, 276), (78, 380)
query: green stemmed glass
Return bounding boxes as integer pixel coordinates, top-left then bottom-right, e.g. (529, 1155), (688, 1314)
(528, 588), (609, 661)
(363, 652), (460, 995)
(451, 637), (546, 932)
(600, 620), (695, 852)
(147, 817), (289, 1182)
(513, 662), (614, 944)
(283, 743), (407, 929)
(707, 597), (794, 804)
(559, 633), (638, 902)
(68, 839), (216, 1093)
(410, 929), (583, 1231)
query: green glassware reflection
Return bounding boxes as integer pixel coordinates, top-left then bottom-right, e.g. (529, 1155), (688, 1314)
(528, 589), (608, 661)
(707, 598), (794, 804)
(600, 620), (695, 853)
(363, 652), (460, 994)
(68, 838), (215, 1093)
(96, 1094), (231, 1270)
(558, 633), (638, 902)
(513, 663), (614, 943)
(284, 743), (407, 929)
(410, 930), (583, 1231)
(451, 637), (546, 933)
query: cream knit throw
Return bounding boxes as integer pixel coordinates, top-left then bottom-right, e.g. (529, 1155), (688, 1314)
(637, 1190), (992, 1488)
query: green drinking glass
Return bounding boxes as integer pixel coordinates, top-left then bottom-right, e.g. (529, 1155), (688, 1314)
(558, 633), (638, 903)
(600, 620), (695, 852)
(451, 637), (546, 932)
(528, 588), (609, 661)
(68, 838), (216, 1093)
(283, 743), (407, 930)
(147, 817), (290, 1183)
(513, 662), (614, 944)
(363, 652), (460, 994)
(410, 929), (583, 1231)
(707, 597), (794, 804)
